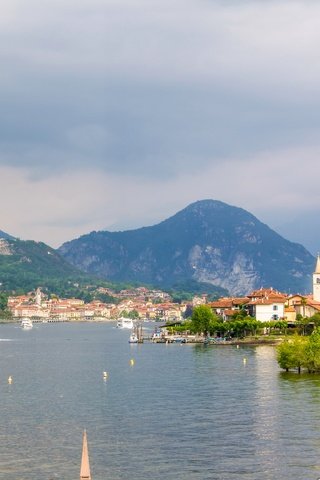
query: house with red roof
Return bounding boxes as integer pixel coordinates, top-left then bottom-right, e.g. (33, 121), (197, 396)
(287, 255), (320, 318)
(245, 287), (287, 322)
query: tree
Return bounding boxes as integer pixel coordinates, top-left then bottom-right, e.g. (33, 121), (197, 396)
(277, 335), (307, 373)
(296, 315), (310, 336)
(308, 313), (320, 327)
(231, 308), (247, 320)
(304, 327), (320, 372)
(208, 317), (228, 337)
(191, 305), (214, 336)
(274, 320), (288, 335)
(0, 293), (8, 311)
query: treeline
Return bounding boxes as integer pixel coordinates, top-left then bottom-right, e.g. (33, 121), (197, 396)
(171, 305), (287, 338)
(277, 328), (320, 373)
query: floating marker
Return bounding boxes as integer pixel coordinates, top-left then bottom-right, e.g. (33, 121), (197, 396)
(243, 358), (247, 364)
(103, 371), (108, 379)
(236, 344), (239, 349)
(8, 376), (13, 384)
(130, 359), (135, 366)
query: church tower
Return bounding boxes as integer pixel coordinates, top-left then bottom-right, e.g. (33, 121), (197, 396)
(313, 254), (320, 302)
(35, 287), (42, 307)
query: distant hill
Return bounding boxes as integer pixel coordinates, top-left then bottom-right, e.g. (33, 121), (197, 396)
(0, 237), (90, 293)
(58, 199), (315, 295)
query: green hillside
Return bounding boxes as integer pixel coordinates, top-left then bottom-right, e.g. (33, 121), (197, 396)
(0, 238), (93, 294)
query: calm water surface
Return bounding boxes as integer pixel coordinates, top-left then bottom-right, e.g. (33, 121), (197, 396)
(0, 322), (319, 480)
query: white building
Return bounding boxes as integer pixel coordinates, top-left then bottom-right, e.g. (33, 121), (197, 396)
(246, 288), (287, 322)
(313, 254), (320, 302)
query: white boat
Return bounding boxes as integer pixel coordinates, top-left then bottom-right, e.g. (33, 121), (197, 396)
(20, 318), (33, 329)
(129, 332), (139, 343)
(116, 318), (134, 329)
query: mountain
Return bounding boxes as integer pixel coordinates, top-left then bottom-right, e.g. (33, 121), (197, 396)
(58, 199), (315, 296)
(0, 229), (15, 241)
(0, 237), (90, 292)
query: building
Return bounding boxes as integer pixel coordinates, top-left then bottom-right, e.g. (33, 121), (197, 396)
(209, 297), (249, 320)
(287, 255), (320, 318)
(246, 288), (287, 322)
(313, 254), (320, 302)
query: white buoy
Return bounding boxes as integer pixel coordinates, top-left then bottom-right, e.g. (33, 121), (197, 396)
(8, 376), (13, 384)
(236, 344), (239, 349)
(103, 371), (108, 379)
(130, 358), (135, 366)
(243, 358), (247, 364)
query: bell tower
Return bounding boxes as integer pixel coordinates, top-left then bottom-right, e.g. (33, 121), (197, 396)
(313, 254), (320, 302)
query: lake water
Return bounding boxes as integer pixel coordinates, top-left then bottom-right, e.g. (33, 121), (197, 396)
(0, 322), (320, 480)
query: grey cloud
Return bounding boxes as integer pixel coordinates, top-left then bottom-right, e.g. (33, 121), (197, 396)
(1, 81), (319, 180)
(0, 0), (320, 180)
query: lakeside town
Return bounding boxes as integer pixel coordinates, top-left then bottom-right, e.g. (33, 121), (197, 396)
(6, 255), (320, 325)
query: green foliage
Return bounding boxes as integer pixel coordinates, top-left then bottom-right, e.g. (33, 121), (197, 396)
(308, 313), (320, 327)
(227, 317), (262, 338)
(0, 292), (8, 311)
(0, 292), (12, 319)
(94, 292), (118, 304)
(208, 317), (229, 336)
(295, 316), (313, 336)
(170, 320), (195, 333)
(262, 320), (288, 335)
(304, 328), (320, 372)
(191, 305), (214, 335)
(0, 238), (130, 302)
(277, 336), (307, 372)
(277, 328), (320, 373)
(231, 308), (248, 320)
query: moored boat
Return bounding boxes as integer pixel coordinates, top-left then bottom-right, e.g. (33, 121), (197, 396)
(129, 332), (139, 343)
(20, 318), (33, 329)
(117, 317), (134, 329)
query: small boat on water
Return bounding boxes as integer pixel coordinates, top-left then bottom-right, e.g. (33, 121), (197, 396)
(129, 332), (139, 343)
(20, 318), (33, 329)
(117, 317), (134, 329)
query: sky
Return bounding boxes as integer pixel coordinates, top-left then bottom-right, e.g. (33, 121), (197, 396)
(1, 0), (320, 254)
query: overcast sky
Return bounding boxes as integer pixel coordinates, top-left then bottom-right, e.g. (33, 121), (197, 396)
(1, 0), (319, 253)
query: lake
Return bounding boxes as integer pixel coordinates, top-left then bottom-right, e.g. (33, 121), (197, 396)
(0, 322), (320, 480)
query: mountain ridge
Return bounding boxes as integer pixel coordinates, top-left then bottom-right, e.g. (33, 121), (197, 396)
(58, 199), (315, 295)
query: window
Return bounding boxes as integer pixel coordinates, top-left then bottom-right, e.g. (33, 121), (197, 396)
(273, 305), (278, 311)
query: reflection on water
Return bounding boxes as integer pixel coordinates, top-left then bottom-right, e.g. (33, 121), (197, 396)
(0, 324), (319, 479)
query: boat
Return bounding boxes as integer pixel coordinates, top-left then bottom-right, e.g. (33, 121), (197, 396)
(129, 332), (139, 343)
(116, 317), (134, 329)
(20, 318), (33, 329)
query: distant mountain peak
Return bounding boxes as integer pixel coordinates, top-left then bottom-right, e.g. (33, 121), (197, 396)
(58, 199), (314, 296)
(0, 229), (15, 241)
